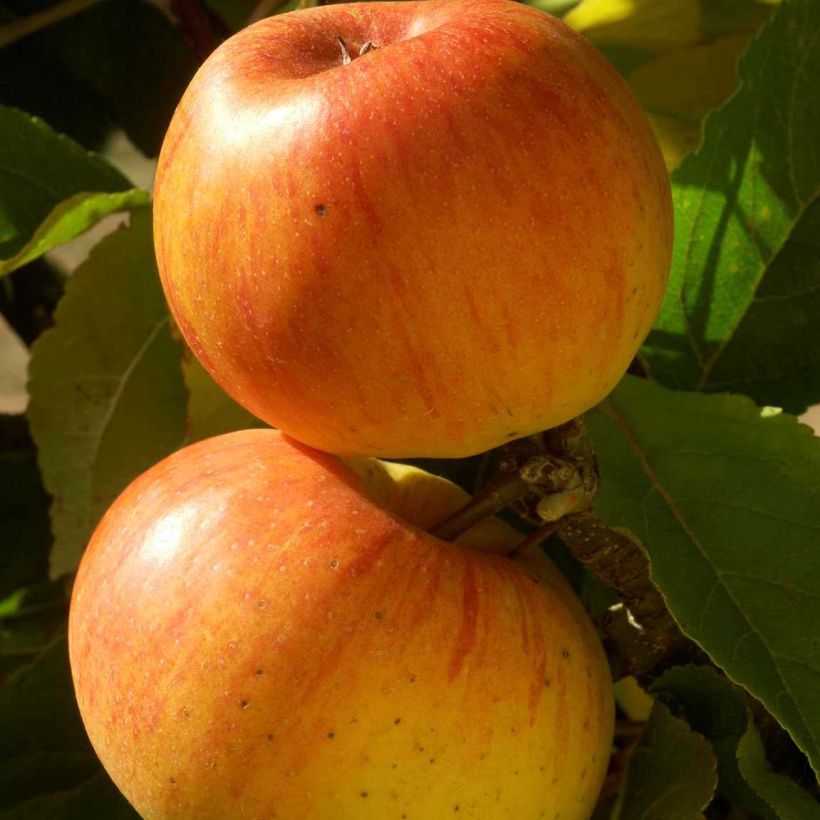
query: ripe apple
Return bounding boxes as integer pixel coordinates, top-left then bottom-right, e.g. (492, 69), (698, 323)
(153, 0), (672, 459)
(70, 429), (614, 819)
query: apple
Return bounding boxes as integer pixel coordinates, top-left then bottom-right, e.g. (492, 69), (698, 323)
(70, 429), (614, 818)
(153, 0), (672, 459)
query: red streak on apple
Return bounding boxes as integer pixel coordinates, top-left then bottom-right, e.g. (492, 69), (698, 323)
(447, 562), (479, 681)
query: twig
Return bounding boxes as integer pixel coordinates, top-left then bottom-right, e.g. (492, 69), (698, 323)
(431, 471), (529, 542)
(557, 515), (700, 678)
(0, 0), (106, 49)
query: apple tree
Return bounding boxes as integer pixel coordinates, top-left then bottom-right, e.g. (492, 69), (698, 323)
(1, 0), (819, 817)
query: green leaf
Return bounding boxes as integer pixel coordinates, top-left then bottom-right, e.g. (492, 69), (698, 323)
(616, 701), (717, 819)
(700, 0), (780, 39)
(182, 354), (265, 443)
(623, 34), (750, 171)
(642, 0), (820, 409)
(0, 189), (149, 276)
(27, 208), (188, 576)
(651, 665), (777, 816)
(523, 0), (581, 17)
(565, 0), (701, 52)
(565, 0), (776, 51)
(0, 315), (28, 413)
(699, 198), (820, 414)
(651, 665), (820, 818)
(0, 637), (135, 817)
(738, 716), (820, 819)
(586, 376), (820, 774)
(0, 105), (133, 268)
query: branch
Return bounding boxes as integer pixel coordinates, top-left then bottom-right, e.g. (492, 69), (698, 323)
(0, 0), (106, 49)
(557, 514), (701, 678)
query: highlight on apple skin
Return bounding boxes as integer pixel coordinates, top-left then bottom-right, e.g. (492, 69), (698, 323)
(153, 0), (673, 459)
(69, 429), (614, 819)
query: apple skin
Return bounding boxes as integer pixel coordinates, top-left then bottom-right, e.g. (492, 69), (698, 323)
(153, 0), (672, 459)
(69, 429), (614, 819)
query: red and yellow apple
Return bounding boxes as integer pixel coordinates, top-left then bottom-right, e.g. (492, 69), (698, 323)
(69, 429), (613, 818)
(154, 0), (672, 458)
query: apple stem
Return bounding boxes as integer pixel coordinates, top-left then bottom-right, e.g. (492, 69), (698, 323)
(507, 520), (560, 558)
(431, 471), (530, 542)
(337, 36), (352, 65)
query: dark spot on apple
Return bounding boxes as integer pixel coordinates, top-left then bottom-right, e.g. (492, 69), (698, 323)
(507, 430), (518, 438)
(454, 806), (460, 812)
(255, 668), (264, 675)
(360, 791), (369, 798)
(430, 757), (436, 764)
(267, 733), (274, 741)
(392, 763), (398, 770)
(240, 699), (250, 709)
(561, 649), (570, 659)
(329, 558), (339, 569)
(581, 768), (587, 779)
(169, 777), (176, 785)
(375, 611), (384, 620)
(327, 731), (335, 739)
(394, 717), (401, 725)
(258, 600), (267, 609)
(539, 766), (545, 773)
(315, 203), (327, 216)
(182, 707), (191, 718)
